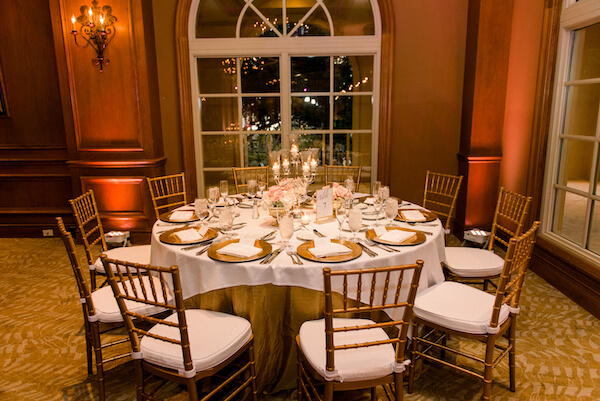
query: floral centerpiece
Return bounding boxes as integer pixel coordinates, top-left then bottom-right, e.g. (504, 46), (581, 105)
(329, 182), (353, 200)
(262, 179), (297, 217)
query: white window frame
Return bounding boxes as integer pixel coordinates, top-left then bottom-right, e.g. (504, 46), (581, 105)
(187, 0), (382, 193)
(541, 0), (600, 265)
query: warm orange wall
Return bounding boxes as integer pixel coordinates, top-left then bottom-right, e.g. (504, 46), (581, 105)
(500, 0), (545, 195)
(388, 1), (468, 204)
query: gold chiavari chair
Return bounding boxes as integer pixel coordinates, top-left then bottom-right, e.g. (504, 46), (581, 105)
(102, 255), (258, 401)
(296, 261), (424, 401)
(147, 172), (187, 220)
(423, 171), (463, 234)
(408, 222), (540, 401)
(69, 189), (151, 290)
(232, 166), (269, 194)
(443, 187), (532, 290)
(56, 217), (168, 401)
(324, 165), (362, 188)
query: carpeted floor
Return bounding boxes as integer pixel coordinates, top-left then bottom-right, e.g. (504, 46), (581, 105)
(1, 237), (599, 401)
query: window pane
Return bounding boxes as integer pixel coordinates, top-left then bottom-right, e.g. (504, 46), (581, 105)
(291, 96), (330, 129)
(197, 58), (237, 94)
(569, 22), (600, 80)
(563, 84), (600, 137)
(289, 5), (330, 37)
(589, 201), (600, 254)
(556, 138), (593, 189)
(200, 98), (238, 131)
(244, 133), (280, 167)
(323, 0), (375, 36)
(291, 57), (330, 92)
(196, 0), (246, 38)
(552, 188), (588, 245)
(239, 5), (280, 37)
(242, 97), (281, 131)
(331, 133), (369, 167)
(202, 135), (241, 167)
(334, 95), (372, 129)
(241, 57), (280, 93)
(204, 170), (235, 192)
(334, 56), (374, 93)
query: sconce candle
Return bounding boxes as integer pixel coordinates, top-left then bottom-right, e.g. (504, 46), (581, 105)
(71, 0), (117, 72)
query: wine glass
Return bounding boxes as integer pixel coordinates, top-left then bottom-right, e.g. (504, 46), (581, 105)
(247, 179), (257, 199)
(373, 181), (381, 197)
(258, 179), (266, 197)
(220, 180), (229, 204)
(206, 186), (218, 219)
(348, 208), (362, 241)
(373, 194), (383, 226)
(335, 200), (348, 239)
(278, 215), (294, 248)
(385, 197), (399, 226)
(345, 175), (355, 193)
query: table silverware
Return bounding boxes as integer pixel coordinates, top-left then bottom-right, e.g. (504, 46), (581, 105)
(260, 231), (276, 240)
(182, 240), (213, 251)
(291, 250), (303, 265)
(363, 238), (401, 253)
(313, 229), (326, 238)
(355, 241), (377, 257)
(195, 243), (213, 256)
(286, 249), (298, 264)
(260, 247), (283, 264)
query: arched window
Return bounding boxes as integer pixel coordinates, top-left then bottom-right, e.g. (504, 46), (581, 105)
(188, 0), (381, 193)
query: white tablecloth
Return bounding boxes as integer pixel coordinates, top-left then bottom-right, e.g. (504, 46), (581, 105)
(150, 201), (446, 300)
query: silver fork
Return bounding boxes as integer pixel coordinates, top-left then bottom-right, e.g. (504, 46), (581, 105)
(286, 249), (298, 264)
(363, 238), (401, 253)
(291, 250), (303, 265)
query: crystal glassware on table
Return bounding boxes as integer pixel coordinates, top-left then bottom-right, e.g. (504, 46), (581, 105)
(258, 179), (266, 197)
(206, 186), (219, 219)
(278, 215), (294, 248)
(247, 179), (257, 199)
(194, 198), (208, 221)
(373, 194), (383, 226)
(219, 205), (235, 239)
(220, 180), (229, 204)
(384, 197), (399, 226)
(348, 207), (362, 241)
(335, 200), (348, 239)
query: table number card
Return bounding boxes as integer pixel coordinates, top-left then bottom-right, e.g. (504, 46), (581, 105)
(315, 188), (333, 223)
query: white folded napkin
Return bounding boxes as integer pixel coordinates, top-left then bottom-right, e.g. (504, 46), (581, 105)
(175, 228), (203, 242)
(379, 230), (416, 243)
(309, 240), (352, 258)
(217, 242), (261, 258)
(170, 211), (194, 221)
(401, 210), (426, 222)
(364, 197), (375, 205)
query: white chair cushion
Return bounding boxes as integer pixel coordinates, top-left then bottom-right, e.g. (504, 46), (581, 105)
(93, 245), (152, 273)
(92, 275), (171, 323)
(298, 318), (397, 383)
(413, 281), (510, 335)
(443, 247), (504, 278)
(140, 310), (252, 373)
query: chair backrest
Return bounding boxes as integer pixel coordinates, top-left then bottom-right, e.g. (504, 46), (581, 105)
(56, 216), (96, 317)
(422, 171), (463, 232)
(323, 261), (423, 374)
(69, 189), (107, 267)
(488, 187), (532, 251)
(324, 165), (362, 188)
(100, 256), (190, 372)
(147, 173), (187, 219)
(232, 166), (269, 194)
(489, 221), (540, 330)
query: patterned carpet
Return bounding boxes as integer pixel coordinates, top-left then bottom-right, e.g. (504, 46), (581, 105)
(0, 237), (599, 401)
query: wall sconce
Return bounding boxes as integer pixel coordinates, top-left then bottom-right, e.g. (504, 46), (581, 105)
(70, 0), (117, 72)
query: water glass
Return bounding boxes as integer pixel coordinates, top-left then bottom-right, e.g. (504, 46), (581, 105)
(248, 179), (257, 198)
(385, 197), (399, 225)
(194, 198), (208, 220)
(219, 206), (234, 239)
(279, 215), (294, 247)
(348, 208), (362, 241)
(258, 179), (266, 197)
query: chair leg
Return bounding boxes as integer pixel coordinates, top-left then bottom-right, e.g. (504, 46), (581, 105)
(248, 342), (258, 401)
(187, 378), (199, 401)
(509, 318), (517, 392)
(324, 381), (334, 401)
(89, 268), (97, 291)
(395, 372), (404, 401)
(134, 359), (144, 401)
(407, 322), (419, 394)
(370, 386), (376, 400)
(82, 311), (93, 375)
(90, 322), (105, 401)
(482, 336), (496, 401)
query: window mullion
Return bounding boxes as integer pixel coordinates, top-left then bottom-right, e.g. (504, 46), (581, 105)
(281, 53), (291, 149)
(238, 57), (244, 168)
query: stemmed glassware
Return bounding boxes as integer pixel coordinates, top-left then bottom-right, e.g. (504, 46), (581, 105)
(247, 179), (257, 199)
(194, 198), (208, 221)
(335, 200), (348, 239)
(373, 194), (384, 226)
(348, 207), (362, 241)
(220, 180), (229, 204)
(384, 197), (399, 226)
(278, 214), (294, 248)
(218, 205), (235, 239)
(206, 186), (219, 220)
(258, 179), (266, 197)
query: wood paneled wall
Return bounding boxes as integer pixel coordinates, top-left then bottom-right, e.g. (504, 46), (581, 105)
(0, 0), (165, 242)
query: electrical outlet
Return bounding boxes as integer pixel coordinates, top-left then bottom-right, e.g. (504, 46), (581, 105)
(42, 229), (54, 237)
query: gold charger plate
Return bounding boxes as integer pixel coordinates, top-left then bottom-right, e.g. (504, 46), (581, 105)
(395, 209), (438, 223)
(159, 210), (208, 223)
(296, 239), (362, 263)
(366, 226), (426, 246)
(159, 226), (218, 245)
(207, 239), (272, 263)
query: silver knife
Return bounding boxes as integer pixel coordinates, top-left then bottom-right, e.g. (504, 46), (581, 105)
(356, 242), (377, 257)
(260, 247), (283, 264)
(195, 244), (212, 256)
(313, 229), (325, 238)
(181, 240), (213, 251)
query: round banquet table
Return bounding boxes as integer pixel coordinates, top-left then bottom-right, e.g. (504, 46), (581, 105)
(150, 198), (446, 393)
